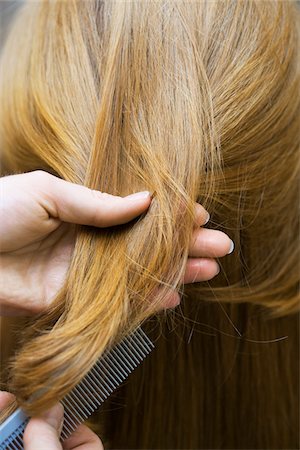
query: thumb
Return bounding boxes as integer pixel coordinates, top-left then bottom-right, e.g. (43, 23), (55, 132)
(23, 403), (64, 450)
(42, 172), (153, 227)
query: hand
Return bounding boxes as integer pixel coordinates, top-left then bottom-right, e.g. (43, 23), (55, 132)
(0, 392), (103, 449)
(0, 171), (153, 315)
(161, 203), (234, 308)
(0, 171), (233, 315)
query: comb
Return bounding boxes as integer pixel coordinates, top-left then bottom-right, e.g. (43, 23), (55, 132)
(0, 327), (154, 449)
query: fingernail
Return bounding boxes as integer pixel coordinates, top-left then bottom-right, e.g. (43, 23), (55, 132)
(228, 240), (235, 254)
(204, 212), (210, 225)
(41, 404), (64, 431)
(126, 191), (151, 200)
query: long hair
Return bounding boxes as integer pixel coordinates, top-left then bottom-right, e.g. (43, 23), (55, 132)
(0, 1), (299, 448)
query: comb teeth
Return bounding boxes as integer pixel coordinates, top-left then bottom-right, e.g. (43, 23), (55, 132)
(0, 327), (154, 449)
(60, 327), (154, 440)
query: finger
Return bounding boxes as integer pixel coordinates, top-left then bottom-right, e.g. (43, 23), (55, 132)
(39, 172), (152, 227)
(23, 403), (64, 450)
(153, 257), (221, 311)
(63, 424), (104, 450)
(183, 258), (220, 284)
(0, 391), (15, 410)
(189, 228), (234, 258)
(160, 290), (181, 310)
(194, 203), (210, 227)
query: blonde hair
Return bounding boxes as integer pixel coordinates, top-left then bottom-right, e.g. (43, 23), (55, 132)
(1, 0), (299, 447)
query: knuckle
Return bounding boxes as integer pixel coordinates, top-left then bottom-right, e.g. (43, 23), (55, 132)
(29, 170), (53, 191)
(23, 419), (39, 443)
(90, 190), (109, 201)
(90, 209), (108, 228)
(29, 171), (56, 207)
(89, 192), (117, 227)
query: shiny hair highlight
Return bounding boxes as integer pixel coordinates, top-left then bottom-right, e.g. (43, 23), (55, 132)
(0, 1), (299, 448)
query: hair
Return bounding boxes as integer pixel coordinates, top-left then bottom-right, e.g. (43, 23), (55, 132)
(0, 0), (299, 448)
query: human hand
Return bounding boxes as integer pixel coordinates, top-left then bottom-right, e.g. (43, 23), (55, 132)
(0, 170), (153, 315)
(0, 392), (103, 449)
(0, 170), (233, 315)
(162, 202), (233, 308)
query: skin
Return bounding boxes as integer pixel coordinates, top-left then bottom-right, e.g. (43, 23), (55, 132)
(0, 392), (103, 450)
(0, 170), (233, 447)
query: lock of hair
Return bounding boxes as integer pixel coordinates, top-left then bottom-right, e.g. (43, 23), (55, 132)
(0, 327), (154, 449)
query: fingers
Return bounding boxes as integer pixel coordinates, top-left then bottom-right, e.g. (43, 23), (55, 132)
(160, 258), (221, 310)
(63, 424), (104, 450)
(183, 206), (234, 286)
(23, 403), (64, 450)
(189, 228), (234, 258)
(0, 391), (15, 409)
(23, 402), (103, 450)
(194, 203), (210, 227)
(35, 171), (211, 229)
(150, 204), (233, 307)
(42, 172), (152, 227)
(183, 258), (220, 284)
(160, 291), (181, 309)
(28, 171), (212, 230)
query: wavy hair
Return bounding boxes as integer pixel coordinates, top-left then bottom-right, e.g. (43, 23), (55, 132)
(0, 1), (299, 448)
